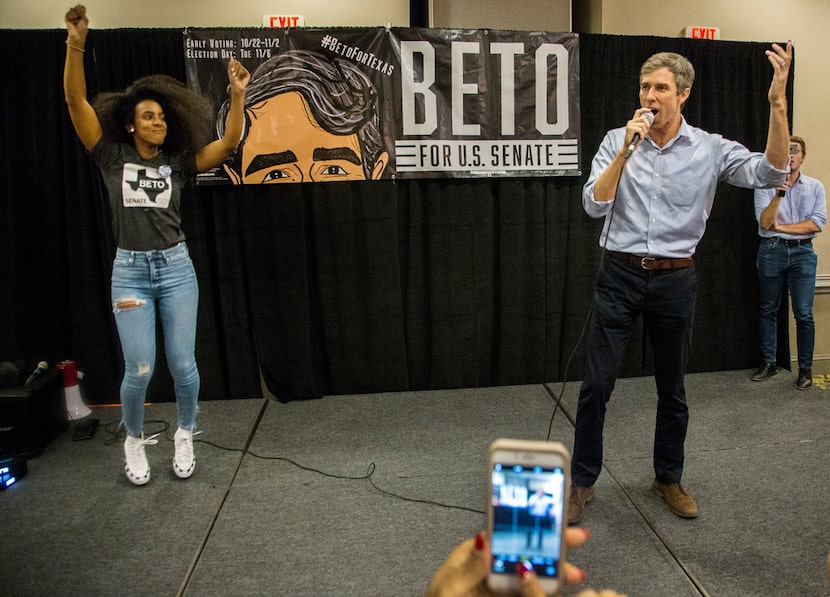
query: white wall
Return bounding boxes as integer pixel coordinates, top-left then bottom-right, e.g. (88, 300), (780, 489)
(430, 0), (570, 32)
(0, 0), (410, 28)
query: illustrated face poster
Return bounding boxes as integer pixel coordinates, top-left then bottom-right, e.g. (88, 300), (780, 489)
(184, 27), (580, 185)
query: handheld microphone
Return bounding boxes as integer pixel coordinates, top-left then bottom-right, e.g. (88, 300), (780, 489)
(624, 111), (655, 159)
(776, 187), (786, 198)
(24, 361), (48, 386)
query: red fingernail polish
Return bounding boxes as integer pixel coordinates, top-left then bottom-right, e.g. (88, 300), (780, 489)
(474, 532), (485, 551)
(516, 561), (532, 579)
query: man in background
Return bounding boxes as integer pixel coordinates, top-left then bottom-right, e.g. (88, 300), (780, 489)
(751, 135), (826, 389)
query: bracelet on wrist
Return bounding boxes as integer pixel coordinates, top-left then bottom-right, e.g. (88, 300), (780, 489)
(66, 40), (85, 53)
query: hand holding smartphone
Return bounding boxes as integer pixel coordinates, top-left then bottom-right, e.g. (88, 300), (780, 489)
(487, 439), (570, 595)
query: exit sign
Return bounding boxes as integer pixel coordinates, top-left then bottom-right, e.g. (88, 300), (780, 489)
(684, 26), (720, 40)
(263, 15), (305, 28)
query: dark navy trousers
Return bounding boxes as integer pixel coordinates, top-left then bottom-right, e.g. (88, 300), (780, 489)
(571, 257), (697, 487)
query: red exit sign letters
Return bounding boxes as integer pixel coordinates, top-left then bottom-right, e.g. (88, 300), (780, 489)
(684, 26), (721, 40)
(263, 15), (305, 28)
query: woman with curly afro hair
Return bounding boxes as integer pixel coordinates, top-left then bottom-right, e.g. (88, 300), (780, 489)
(63, 4), (250, 486)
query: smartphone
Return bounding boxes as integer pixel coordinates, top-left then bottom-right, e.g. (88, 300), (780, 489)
(487, 439), (570, 594)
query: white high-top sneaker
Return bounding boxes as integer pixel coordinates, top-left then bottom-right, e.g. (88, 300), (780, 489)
(173, 427), (200, 479)
(124, 433), (159, 486)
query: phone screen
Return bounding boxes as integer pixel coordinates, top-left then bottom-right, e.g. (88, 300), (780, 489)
(489, 460), (567, 582)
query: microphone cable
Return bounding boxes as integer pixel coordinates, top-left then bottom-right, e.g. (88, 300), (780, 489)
(544, 153), (628, 440)
(101, 413), (485, 516)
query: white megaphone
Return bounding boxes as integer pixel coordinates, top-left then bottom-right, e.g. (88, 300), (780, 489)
(57, 360), (92, 420)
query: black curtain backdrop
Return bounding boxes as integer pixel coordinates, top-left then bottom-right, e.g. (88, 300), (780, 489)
(0, 29), (792, 404)
(410, 0), (429, 27)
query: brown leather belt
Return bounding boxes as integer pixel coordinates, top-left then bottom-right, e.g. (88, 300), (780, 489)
(608, 251), (694, 271)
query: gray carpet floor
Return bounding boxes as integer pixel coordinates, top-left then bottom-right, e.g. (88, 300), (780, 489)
(1, 369), (828, 596)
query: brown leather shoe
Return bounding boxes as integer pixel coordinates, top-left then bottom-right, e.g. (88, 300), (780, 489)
(652, 480), (698, 518)
(567, 484), (595, 525)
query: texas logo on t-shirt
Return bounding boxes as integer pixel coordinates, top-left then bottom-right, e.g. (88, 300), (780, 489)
(121, 163), (172, 207)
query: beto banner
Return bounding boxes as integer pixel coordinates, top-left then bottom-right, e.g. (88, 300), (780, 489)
(184, 27), (580, 185)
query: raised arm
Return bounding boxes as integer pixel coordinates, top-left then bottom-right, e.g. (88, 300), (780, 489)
(63, 4), (102, 152)
(194, 58), (250, 173)
(764, 42), (793, 170)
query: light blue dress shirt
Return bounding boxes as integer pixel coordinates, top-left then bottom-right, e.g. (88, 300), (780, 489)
(583, 116), (787, 258)
(754, 173), (826, 239)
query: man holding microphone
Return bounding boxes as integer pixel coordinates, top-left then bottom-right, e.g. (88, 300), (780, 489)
(569, 41), (793, 524)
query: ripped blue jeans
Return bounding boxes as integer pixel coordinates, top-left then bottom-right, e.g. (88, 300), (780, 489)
(111, 242), (200, 437)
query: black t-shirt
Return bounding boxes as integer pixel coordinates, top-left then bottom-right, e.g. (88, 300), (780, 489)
(91, 138), (197, 251)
